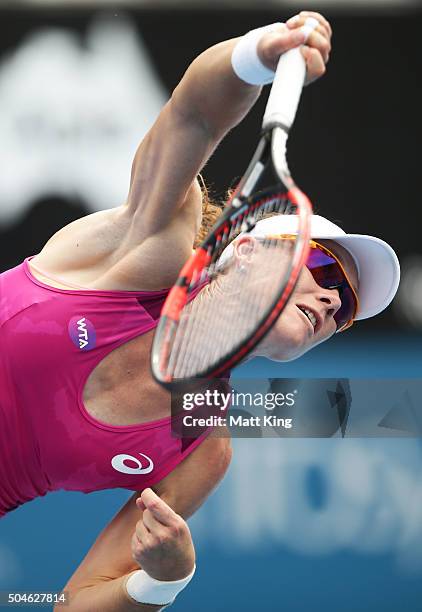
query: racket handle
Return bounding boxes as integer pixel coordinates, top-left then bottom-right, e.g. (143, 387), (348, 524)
(262, 47), (306, 131)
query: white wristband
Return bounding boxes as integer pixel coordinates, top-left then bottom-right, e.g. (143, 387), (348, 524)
(126, 565), (196, 606)
(231, 23), (283, 86)
(231, 17), (320, 87)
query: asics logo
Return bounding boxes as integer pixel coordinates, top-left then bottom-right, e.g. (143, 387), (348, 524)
(111, 453), (154, 475)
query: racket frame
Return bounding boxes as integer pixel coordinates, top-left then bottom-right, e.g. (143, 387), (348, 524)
(151, 48), (313, 387)
(151, 125), (312, 387)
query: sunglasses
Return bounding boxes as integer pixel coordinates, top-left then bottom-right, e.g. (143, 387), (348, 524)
(258, 235), (359, 332)
(306, 240), (359, 332)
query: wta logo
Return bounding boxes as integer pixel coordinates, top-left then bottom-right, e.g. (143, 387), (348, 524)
(68, 316), (96, 351)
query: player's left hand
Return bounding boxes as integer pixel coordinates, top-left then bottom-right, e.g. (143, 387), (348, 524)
(258, 10), (332, 86)
(131, 488), (196, 582)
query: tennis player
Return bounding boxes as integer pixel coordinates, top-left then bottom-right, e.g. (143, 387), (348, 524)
(0, 11), (399, 611)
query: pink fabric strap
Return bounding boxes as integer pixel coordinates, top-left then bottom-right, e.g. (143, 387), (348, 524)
(28, 258), (93, 290)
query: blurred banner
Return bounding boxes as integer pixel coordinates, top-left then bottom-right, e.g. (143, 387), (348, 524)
(0, 5), (421, 333)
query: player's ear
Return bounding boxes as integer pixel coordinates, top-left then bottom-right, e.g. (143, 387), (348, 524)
(233, 236), (257, 265)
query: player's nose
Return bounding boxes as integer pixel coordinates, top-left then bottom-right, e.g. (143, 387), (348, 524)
(317, 287), (342, 318)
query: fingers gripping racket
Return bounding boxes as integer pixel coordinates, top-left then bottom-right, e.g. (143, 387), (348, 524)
(152, 48), (313, 387)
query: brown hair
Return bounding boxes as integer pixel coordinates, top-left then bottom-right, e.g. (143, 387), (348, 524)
(194, 176), (280, 250)
(193, 175), (227, 249)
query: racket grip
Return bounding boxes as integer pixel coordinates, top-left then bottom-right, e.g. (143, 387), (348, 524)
(262, 47), (306, 131)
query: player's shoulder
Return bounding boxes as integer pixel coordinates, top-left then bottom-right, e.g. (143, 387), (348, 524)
(32, 206), (132, 281)
(31, 198), (199, 291)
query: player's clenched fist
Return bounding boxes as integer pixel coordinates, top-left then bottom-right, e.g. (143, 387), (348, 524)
(257, 11), (332, 85)
(131, 488), (195, 582)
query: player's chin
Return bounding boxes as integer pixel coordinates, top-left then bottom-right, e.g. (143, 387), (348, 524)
(256, 311), (335, 362)
(256, 315), (311, 361)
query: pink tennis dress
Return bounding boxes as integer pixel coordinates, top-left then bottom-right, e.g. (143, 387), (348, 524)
(0, 257), (213, 517)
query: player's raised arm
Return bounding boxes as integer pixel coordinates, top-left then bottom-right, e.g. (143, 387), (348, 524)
(126, 13), (331, 235)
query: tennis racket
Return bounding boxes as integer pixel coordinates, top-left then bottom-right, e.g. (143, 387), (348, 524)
(152, 47), (313, 388)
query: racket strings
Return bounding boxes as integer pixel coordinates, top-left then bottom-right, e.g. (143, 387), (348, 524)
(165, 198), (298, 379)
(193, 236), (292, 375)
(205, 194), (293, 280)
(237, 235), (289, 339)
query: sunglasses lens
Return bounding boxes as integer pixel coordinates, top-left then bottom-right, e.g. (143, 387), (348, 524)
(306, 249), (343, 286)
(333, 286), (356, 330)
(306, 247), (357, 331)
